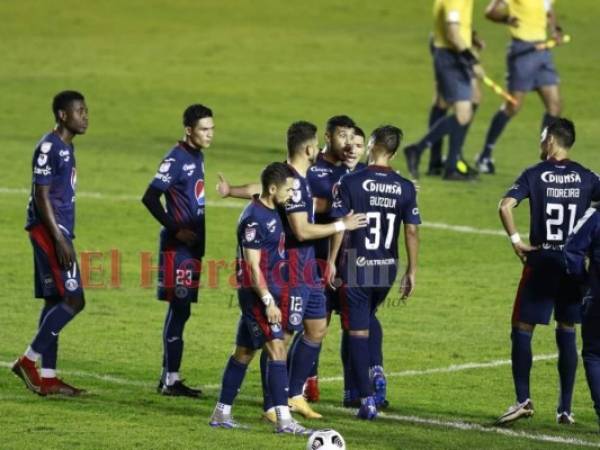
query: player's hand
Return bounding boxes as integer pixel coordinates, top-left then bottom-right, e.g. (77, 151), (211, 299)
(325, 260), (338, 290)
(506, 16), (519, 27)
(472, 63), (485, 80)
(512, 241), (538, 264)
(175, 228), (199, 247)
(400, 272), (416, 300)
(266, 303), (282, 325)
(342, 210), (368, 231)
(472, 32), (486, 51)
(216, 172), (230, 198)
(55, 234), (76, 270)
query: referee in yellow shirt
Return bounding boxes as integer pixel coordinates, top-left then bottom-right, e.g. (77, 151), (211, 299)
(404, 0), (484, 181)
(475, 0), (565, 174)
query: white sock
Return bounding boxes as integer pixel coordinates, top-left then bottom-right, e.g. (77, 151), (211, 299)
(275, 405), (292, 424)
(41, 368), (57, 379)
(24, 346), (40, 362)
(216, 402), (232, 416)
(166, 372), (180, 386)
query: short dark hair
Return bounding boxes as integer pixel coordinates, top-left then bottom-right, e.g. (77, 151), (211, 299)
(52, 91), (85, 121)
(326, 115), (355, 134)
(370, 125), (404, 155)
(261, 162), (293, 192)
(183, 104), (213, 128)
(287, 121), (317, 157)
(546, 117), (575, 149)
(353, 126), (365, 139)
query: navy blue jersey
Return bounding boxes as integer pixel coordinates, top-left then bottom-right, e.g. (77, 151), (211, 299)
(565, 207), (600, 298)
(150, 141), (206, 256)
(237, 196), (287, 298)
(26, 132), (78, 238)
(506, 159), (600, 250)
(331, 165), (421, 286)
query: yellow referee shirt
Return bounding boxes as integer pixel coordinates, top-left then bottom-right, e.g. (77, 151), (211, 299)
(433, 0), (474, 49)
(507, 0), (554, 42)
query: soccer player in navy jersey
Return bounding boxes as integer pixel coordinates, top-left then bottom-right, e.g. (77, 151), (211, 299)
(215, 121), (367, 421)
(565, 204), (600, 429)
(497, 118), (600, 425)
(13, 91), (88, 396)
(329, 125), (421, 420)
(141, 104), (214, 397)
(209, 162), (313, 435)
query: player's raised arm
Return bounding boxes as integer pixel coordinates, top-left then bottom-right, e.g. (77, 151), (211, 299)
(287, 210), (366, 242)
(216, 172), (259, 199)
(242, 246), (281, 324)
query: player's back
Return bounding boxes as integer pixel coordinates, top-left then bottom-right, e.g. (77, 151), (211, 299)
(509, 159), (600, 251)
(333, 166), (420, 286)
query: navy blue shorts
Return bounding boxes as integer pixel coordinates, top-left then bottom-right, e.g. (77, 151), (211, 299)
(434, 48), (473, 103)
(512, 251), (581, 325)
(507, 39), (559, 92)
(286, 285), (327, 332)
(157, 232), (202, 303)
(339, 285), (391, 331)
(236, 288), (287, 349)
(29, 224), (83, 300)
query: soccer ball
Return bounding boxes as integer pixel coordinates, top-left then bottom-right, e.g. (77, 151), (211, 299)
(306, 429), (346, 450)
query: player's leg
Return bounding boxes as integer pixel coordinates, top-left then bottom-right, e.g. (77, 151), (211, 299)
(38, 297), (60, 380)
(210, 338), (254, 429)
(369, 314), (387, 408)
(426, 94), (448, 176)
(537, 84), (561, 131)
(555, 321), (577, 423)
(442, 100), (474, 180)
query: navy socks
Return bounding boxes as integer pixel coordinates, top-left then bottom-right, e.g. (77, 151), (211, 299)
(480, 110), (511, 160)
(349, 335), (371, 398)
(556, 328), (578, 414)
(31, 303), (74, 355)
(218, 356), (248, 405)
(288, 335), (321, 397)
(163, 300), (191, 373)
(511, 328), (533, 403)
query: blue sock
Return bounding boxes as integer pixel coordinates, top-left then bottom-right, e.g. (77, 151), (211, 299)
(309, 351), (319, 378)
(369, 316), (383, 368)
(341, 331), (358, 401)
(542, 113), (558, 132)
(30, 303), (74, 355)
(415, 115), (460, 154)
(445, 121), (469, 170)
(268, 360), (289, 407)
(583, 355), (600, 421)
(428, 105), (447, 167)
(288, 336), (321, 397)
(260, 349), (273, 411)
(511, 328), (533, 403)
(480, 110), (511, 160)
(349, 335), (372, 398)
(163, 300), (191, 373)
(218, 356), (248, 405)
(556, 328), (578, 414)
(39, 302), (58, 370)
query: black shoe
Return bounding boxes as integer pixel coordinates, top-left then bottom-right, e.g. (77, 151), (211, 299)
(475, 156), (496, 174)
(161, 380), (202, 398)
(426, 164), (443, 176)
(442, 169), (478, 181)
(403, 145), (421, 180)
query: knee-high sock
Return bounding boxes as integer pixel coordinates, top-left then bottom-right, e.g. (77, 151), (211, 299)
(291, 331), (319, 378)
(428, 105), (447, 168)
(163, 300), (191, 374)
(445, 120), (469, 170)
(556, 328), (578, 413)
(39, 302), (58, 370)
(414, 115), (460, 155)
(341, 331), (358, 400)
(542, 113), (559, 132)
(349, 335), (371, 398)
(480, 110), (511, 160)
(218, 356), (248, 406)
(287, 336), (321, 397)
(30, 303), (74, 355)
(369, 316), (383, 368)
(583, 316), (600, 421)
(511, 328), (533, 403)
(268, 360), (289, 407)
(260, 349), (273, 411)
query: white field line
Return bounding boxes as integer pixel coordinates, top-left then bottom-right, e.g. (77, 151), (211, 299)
(2, 355), (597, 448)
(0, 187), (507, 237)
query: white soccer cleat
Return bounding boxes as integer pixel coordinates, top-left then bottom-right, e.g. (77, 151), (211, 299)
(495, 399), (534, 425)
(556, 411), (575, 425)
(275, 419), (314, 436)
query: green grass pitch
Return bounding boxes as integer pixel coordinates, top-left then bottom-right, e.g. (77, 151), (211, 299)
(1, 1), (600, 448)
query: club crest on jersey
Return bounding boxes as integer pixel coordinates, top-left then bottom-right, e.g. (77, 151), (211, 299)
(194, 179), (205, 205)
(245, 225), (257, 242)
(65, 278), (79, 292)
(37, 154), (48, 166)
(40, 142), (52, 153)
